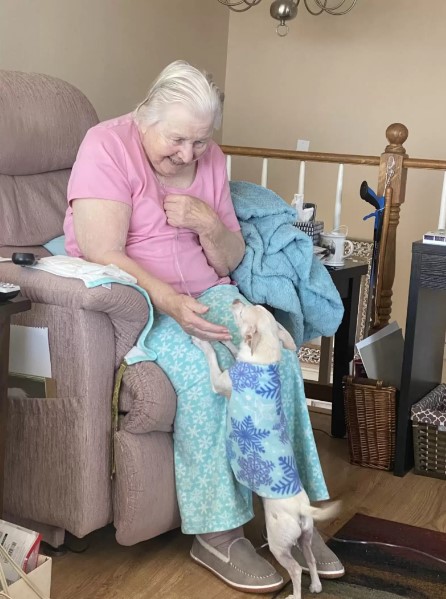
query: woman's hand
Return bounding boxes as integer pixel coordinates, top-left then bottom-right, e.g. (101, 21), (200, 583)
(164, 192), (245, 276)
(164, 293), (232, 341)
(164, 194), (217, 235)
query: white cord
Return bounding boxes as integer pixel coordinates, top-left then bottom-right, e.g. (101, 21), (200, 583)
(330, 536), (446, 566)
(257, 536), (446, 567)
(156, 172), (193, 298)
(174, 229), (192, 297)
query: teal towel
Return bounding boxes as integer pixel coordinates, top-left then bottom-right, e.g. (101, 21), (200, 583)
(229, 181), (344, 346)
(43, 235), (67, 256)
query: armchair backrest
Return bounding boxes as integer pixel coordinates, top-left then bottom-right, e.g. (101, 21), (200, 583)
(0, 70), (98, 247)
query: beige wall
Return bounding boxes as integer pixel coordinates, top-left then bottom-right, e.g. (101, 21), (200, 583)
(0, 0), (229, 128)
(223, 0), (446, 330)
(0, 0), (443, 332)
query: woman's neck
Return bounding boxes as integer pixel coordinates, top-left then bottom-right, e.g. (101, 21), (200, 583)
(155, 162), (197, 189)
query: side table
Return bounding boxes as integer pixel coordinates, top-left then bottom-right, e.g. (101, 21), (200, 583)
(304, 258), (368, 437)
(394, 241), (446, 476)
(0, 296), (31, 516)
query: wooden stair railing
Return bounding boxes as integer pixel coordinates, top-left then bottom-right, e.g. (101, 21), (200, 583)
(222, 122), (446, 336)
(372, 123), (408, 334)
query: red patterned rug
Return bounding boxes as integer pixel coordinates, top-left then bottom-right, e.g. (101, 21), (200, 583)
(276, 513), (446, 598)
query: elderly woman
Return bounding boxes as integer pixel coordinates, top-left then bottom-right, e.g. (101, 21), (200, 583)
(63, 60), (343, 593)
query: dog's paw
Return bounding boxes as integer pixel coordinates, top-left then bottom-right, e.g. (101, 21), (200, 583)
(309, 581), (322, 594)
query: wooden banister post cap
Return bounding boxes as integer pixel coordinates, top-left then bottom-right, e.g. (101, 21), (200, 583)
(385, 123), (408, 154)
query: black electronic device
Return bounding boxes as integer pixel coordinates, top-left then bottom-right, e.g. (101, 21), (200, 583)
(0, 282), (21, 301)
(11, 252), (38, 266)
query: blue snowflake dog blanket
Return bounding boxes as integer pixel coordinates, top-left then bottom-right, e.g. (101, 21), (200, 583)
(227, 360), (302, 499)
(229, 181), (344, 346)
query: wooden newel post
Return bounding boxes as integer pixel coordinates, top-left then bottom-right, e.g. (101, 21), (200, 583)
(372, 123), (409, 333)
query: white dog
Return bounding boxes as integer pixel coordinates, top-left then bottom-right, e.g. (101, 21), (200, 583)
(193, 299), (340, 599)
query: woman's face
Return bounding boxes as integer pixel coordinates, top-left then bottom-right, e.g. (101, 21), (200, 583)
(140, 104), (214, 178)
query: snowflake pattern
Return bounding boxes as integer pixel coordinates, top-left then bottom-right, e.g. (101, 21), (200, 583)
(236, 452), (274, 491)
(143, 284), (328, 533)
(271, 455), (301, 496)
(228, 361), (303, 498)
(273, 410), (290, 445)
(255, 363), (282, 415)
(229, 415), (270, 455)
(229, 361), (263, 392)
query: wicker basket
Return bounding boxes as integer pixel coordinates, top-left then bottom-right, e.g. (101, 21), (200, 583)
(343, 375), (397, 471)
(411, 384), (446, 480)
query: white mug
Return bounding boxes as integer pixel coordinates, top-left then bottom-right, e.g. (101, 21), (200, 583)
(320, 226), (354, 266)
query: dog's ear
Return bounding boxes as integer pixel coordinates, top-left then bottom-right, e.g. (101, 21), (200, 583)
(277, 323), (297, 351)
(245, 325), (261, 355)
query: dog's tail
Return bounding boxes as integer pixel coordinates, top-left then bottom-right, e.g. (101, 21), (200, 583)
(303, 500), (341, 523)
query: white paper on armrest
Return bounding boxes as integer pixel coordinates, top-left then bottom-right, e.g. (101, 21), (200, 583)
(9, 325), (52, 378)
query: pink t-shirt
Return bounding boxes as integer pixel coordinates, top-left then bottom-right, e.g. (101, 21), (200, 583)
(63, 113), (240, 297)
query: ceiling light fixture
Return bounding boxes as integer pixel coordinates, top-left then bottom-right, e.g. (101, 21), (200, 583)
(217, 0), (358, 36)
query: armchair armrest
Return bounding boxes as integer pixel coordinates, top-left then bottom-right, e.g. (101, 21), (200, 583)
(1, 261), (177, 429)
(0, 262), (149, 366)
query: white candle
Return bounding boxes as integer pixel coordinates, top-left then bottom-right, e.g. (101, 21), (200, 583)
(298, 161), (305, 196)
(333, 163), (344, 231)
(226, 155), (232, 181)
(261, 158), (268, 188)
(438, 171), (446, 230)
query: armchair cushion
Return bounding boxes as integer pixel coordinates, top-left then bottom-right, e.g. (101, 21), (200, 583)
(0, 70), (98, 247)
(0, 70), (97, 176)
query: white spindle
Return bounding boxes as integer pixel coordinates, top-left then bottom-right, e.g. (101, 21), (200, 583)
(226, 155), (232, 181)
(439, 171), (446, 230)
(298, 161), (305, 196)
(333, 163), (344, 231)
(261, 158), (268, 188)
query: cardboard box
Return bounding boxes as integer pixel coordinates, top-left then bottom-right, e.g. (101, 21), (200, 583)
(7, 555), (52, 599)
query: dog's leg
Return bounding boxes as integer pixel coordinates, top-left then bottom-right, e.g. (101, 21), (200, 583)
(265, 506), (303, 599)
(220, 339), (239, 358)
(299, 526), (322, 594)
(191, 337), (232, 398)
(268, 540), (302, 599)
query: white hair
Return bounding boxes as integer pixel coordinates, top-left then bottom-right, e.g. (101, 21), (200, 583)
(133, 60), (224, 130)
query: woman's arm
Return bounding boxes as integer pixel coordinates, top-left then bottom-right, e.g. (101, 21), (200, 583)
(164, 194), (245, 276)
(72, 199), (232, 340)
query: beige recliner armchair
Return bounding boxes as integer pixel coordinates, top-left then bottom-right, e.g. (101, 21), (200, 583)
(0, 70), (180, 548)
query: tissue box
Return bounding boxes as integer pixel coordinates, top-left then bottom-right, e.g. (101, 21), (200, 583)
(7, 555), (52, 599)
(294, 220), (324, 245)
